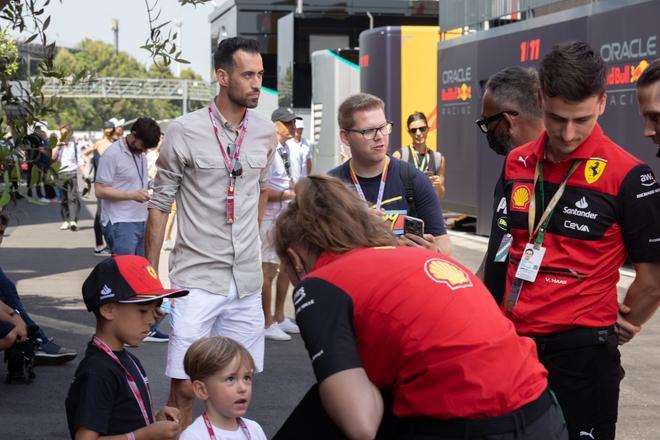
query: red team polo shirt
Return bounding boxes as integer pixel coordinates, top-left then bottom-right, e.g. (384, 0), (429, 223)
(293, 246), (547, 420)
(503, 124), (660, 336)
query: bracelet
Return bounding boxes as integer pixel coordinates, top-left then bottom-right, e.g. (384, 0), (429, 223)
(126, 432), (135, 440)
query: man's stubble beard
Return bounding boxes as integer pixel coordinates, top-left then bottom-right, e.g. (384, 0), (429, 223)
(486, 129), (514, 156)
(227, 82), (258, 109)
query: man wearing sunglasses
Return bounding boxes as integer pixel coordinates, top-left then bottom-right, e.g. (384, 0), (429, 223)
(329, 93), (451, 256)
(475, 66), (545, 305)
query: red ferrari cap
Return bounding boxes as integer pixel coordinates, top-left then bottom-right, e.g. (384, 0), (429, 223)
(82, 255), (188, 312)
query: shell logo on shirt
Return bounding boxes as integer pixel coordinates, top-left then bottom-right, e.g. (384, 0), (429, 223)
(510, 183), (532, 212)
(585, 158), (607, 184)
(424, 259), (473, 290)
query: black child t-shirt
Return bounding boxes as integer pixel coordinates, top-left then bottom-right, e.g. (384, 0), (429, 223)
(65, 342), (154, 438)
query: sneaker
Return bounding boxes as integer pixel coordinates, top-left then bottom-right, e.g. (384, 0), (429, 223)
(94, 247), (112, 257)
(69, 221), (78, 231)
(264, 323), (291, 341)
(59, 221), (70, 230)
(34, 338), (78, 366)
(38, 197), (50, 203)
(277, 317), (300, 334)
(143, 329), (169, 342)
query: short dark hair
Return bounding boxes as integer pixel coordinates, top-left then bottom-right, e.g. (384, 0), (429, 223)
(406, 112), (428, 128)
(130, 117), (161, 149)
(213, 37), (260, 71)
(637, 58), (660, 89)
(485, 66), (542, 119)
(539, 41), (606, 101)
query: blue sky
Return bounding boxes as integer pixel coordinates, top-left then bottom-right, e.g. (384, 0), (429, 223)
(44, 0), (216, 80)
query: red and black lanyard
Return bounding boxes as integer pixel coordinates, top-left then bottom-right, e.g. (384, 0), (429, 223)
(208, 106), (249, 224)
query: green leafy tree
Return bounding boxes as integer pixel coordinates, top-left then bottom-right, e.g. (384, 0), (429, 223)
(0, 0), (212, 210)
(46, 39), (199, 130)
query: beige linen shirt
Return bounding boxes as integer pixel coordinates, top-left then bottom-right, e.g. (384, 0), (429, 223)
(149, 98), (276, 297)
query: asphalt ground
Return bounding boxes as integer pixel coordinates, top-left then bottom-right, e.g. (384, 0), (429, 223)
(0, 196), (658, 439)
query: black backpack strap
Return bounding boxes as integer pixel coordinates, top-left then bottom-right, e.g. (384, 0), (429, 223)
(398, 161), (417, 218)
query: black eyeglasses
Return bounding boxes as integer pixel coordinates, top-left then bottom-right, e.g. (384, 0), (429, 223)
(475, 111), (518, 134)
(409, 126), (428, 134)
(344, 121), (393, 140)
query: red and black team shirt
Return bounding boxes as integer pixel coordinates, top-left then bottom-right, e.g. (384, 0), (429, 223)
(503, 124), (660, 336)
(294, 246), (548, 420)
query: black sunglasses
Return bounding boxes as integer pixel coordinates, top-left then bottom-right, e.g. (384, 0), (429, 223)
(408, 126), (428, 134)
(475, 111), (518, 134)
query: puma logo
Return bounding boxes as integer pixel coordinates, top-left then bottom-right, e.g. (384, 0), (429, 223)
(579, 428), (595, 439)
(518, 155), (529, 167)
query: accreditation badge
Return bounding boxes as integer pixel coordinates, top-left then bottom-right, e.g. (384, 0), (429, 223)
(514, 243), (545, 283)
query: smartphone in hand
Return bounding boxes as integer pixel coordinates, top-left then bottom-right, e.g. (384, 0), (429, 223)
(403, 215), (425, 237)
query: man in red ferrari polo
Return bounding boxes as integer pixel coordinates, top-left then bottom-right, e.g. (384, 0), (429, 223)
(500, 41), (660, 440)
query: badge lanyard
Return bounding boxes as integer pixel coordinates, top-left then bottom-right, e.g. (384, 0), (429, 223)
(91, 336), (154, 425)
(408, 145), (427, 172)
(277, 145), (292, 179)
(504, 158), (582, 311)
(123, 137), (146, 189)
(349, 156), (390, 211)
(202, 411), (251, 440)
(208, 106), (249, 224)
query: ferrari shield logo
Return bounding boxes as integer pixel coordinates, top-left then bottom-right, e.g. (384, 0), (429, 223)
(424, 259), (473, 290)
(146, 265), (158, 279)
(585, 159), (607, 184)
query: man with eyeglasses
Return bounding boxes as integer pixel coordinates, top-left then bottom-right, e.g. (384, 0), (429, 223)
(329, 93), (451, 255)
(475, 66), (545, 304)
(260, 107), (301, 341)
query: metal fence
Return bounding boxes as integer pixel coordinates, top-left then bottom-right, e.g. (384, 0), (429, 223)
(439, 0), (598, 31)
(40, 77), (215, 102)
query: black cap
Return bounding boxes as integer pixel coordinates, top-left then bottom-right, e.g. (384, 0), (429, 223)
(271, 107), (296, 123)
(102, 120), (115, 130)
(82, 255), (188, 312)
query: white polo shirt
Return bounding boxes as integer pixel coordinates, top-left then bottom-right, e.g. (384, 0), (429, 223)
(96, 139), (148, 225)
(263, 143), (292, 221)
(286, 137), (311, 182)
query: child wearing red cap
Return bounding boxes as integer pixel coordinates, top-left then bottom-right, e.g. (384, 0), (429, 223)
(65, 255), (189, 439)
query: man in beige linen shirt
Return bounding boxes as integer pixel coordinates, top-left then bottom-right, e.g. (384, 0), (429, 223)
(145, 37), (276, 429)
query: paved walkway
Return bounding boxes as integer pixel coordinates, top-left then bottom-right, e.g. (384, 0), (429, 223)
(0, 197), (658, 438)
